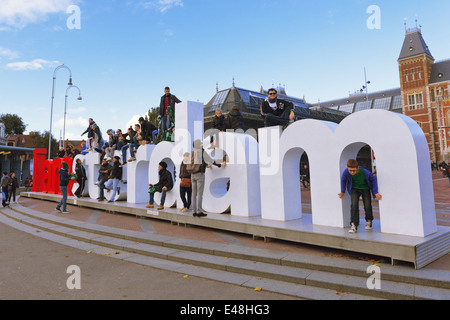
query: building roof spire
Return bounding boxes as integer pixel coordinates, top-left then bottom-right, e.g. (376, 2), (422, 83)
(398, 20), (433, 61)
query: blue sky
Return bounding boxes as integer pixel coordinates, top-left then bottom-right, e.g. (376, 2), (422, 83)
(1, 0), (450, 141)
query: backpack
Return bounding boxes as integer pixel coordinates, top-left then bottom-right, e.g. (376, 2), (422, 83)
(186, 151), (202, 174)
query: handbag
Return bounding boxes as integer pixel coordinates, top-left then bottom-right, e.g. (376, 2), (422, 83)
(180, 178), (191, 188)
(148, 185), (156, 194)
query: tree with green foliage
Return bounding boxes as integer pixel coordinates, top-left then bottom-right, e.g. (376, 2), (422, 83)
(28, 131), (59, 158)
(146, 107), (163, 144)
(0, 113), (27, 135)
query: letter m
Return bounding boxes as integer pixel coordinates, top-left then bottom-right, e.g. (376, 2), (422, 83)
(259, 110), (437, 237)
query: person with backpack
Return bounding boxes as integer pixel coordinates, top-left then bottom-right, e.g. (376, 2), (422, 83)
(56, 162), (71, 214)
(146, 161), (173, 210)
(187, 139), (226, 217)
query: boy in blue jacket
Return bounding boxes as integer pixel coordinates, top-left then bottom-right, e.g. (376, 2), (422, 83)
(338, 159), (382, 233)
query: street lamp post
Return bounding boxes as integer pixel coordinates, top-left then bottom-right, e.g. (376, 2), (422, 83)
(48, 64), (73, 159)
(63, 85), (82, 150)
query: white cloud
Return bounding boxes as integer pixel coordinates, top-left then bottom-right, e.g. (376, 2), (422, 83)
(0, 46), (19, 60)
(67, 107), (87, 115)
(125, 115), (143, 130)
(54, 116), (88, 140)
(139, 0), (184, 13)
(6, 58), (60, 71)
(0, 0), (80, 28)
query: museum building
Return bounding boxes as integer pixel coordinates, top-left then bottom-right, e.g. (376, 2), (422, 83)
(203, 26), (450, 164)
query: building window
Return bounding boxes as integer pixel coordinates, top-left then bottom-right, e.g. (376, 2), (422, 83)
(411, 68), (415, 81)
(404, 70), (409, 82)
(431, 88), (436, 102)
(392, 96), (403, 110)
(338, 103), (355, 113)
(418, 67), (422, 80)
(408, 93), (424, 110)
(373, 97), (392, 110)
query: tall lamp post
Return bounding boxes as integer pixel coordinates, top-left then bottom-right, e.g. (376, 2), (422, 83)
(48, 64), (73, 159)
(359, 67), (371, 100)
(63, 85), (82, 149)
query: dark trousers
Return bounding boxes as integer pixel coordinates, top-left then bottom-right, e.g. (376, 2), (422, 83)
(350, 188), (373, 227)
(7, 187), (16, 202)
(180, 186), (192, 209)
(75, 178), (86, 197)
(264, 108), (292, 127)
(2, 186), (8, 206)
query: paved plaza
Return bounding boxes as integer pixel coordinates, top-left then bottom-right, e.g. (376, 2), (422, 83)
(0, 171), (448, 300)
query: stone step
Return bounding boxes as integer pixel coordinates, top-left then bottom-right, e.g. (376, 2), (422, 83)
(1, 204), (449, 300)
(0, 207), (372, 300)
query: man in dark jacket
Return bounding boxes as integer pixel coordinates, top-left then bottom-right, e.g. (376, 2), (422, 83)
(105, 156), (122, 203)
(74, 158), (87, 198)
(7, 172), (19, 204)
(81, 118), (96, 150)
(159, 87), (181, 138)
(97, 157), (113, 202)
(260, 88), (295, 128)
(147, 161), (173, 210)
(227, 105), (246, 131)
(138, 117), (158, 145)
(56, 162), (70, 213)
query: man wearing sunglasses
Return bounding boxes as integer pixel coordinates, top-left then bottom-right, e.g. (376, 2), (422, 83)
(261, 88), (296, 128)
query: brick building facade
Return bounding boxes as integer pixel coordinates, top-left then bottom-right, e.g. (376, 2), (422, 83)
(398, 27), (450, 163)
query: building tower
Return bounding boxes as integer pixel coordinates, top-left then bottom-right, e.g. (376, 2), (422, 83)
(398, 22), (450, 163)
(398, 24), (437, 162)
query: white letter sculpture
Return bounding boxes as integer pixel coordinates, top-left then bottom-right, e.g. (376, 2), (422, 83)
(259, 109), (437, 237)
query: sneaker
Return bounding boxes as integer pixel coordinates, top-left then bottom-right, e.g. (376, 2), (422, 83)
(98, 199), (104, 202)
(146, 204), (154, 208)
(181, 208), (188, 213)
(197, 212), (207, 217)
(108, 200), (114, 203)
(349, 223), (357, 233)
(56, 207), (62, 212)
(193, 212), (198, 217)
(365, 220), (373, 230)
(157, 205), (164, 210)
(62, 210), (70, 214)
(128, 157), (136, 162)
